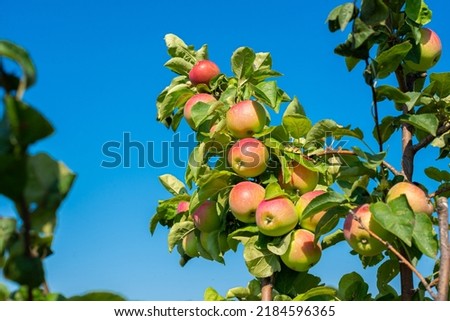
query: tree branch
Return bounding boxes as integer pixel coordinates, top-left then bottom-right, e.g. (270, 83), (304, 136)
(437, 197), (449, 301)
(261, 276), (273, 301)
(365, 59), (384, 153)
(412, 122), (450, 154)
(16, 198), (33, 301)
(429, 186), (450, 199)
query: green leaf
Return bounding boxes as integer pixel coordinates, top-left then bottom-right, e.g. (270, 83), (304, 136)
(353, 18), (375, 48)
(167, 221), (194, 252)
(314, 207), (344, 241)
(321, 229), (345, 250)
(243, 236), (281, 278)
(425, 167), (450, 182)
(376, 259), (399, 295)
(306, 119), (363, 143)
(231, 47), (255, 80)
(164, 34), (196, 64)
(164, 57), (193, 75)
(190, 101), (211, 128)
(429, 73), (450, 97)
(158, 174), (187, 195)
(0, 283), (9, 301)
(264, 182), (288, 200)
(0, 40), (36, 88)
(253, 81), (278, 110)
(204, 287), (225, 301)
(376, 85), (411, 103)
(226, 287), (250, 300)
(401, 113), (438, 136)
(338, 3), (357, 31)
(370, 196), (415, 246)
(301, 191), (346, 220)
(352, 147), (386, 169)
(293, 286), (337, 301)
(412, 213), (438, 258)
(360, 0), (389, 25)
(375, 42), (412, 79)
(69, 291), (126, 301)
(283, 96), (306, 118)
(267, 233), (292, 256)
(404, 92), (422, 111)
(373, 116), (397, 143)
(157, 84), (193, 121)
(345, 57), (361, 71)
(405, 0), (432, 25)
(274, 269), (321, 297)
(0, 217), (16, 253)
(199, 230), (224, 264)
(4, 255), (44, 288)
(282, 115), (312, 139)
(338, 272), (371, 300)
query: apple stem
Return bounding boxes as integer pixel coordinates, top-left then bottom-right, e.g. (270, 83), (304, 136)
(261, 276), (273, 301)
(437, 197), (449, 301)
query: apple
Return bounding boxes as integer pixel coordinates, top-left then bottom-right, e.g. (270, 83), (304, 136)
(183, 93), (216, 128)
(278, 162), (319, 194)
(405, 28), (442, 71)
(189, 60), (220, 85)
(226, 100), (267, 138)
(176, 201), (190, 214)
(386, 182), (433, 215)
(296, 190), (326, 232)
(280, 229), (322, 272)
(255, 197), (298, 237)
(343, 204), (391, 257)
(182, 231), (199, 257)
(227, 138), (269, 177)
(191, 200), (221, 232)
(229, 181), (265, 223)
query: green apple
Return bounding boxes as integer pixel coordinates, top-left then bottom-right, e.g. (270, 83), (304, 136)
(227, 138), (269, 177)
(386, 182), (433, 215)
(343, 204), (391, 257)
(229, 181), (265, 223)
(189, 60), (220, 85)
(296, 190), (326, 232)
(255, 197), (298, 237)
(183, 93), (216, 128)
(182, 231), (199, 257)
(279, 162), (318, 194)
(226, 100), (267, 138)
(191, 200), (221, 232)
(405, 28), (442, 71)
(280, 229), (322, 272)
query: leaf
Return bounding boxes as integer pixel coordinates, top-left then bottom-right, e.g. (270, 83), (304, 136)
(338, 272), (371, 300)
(401, 113), (438, 136)
(0, 217), (16, 253)
(274, 269), (321, 297)
(253, 81), (278, 110)
(376, 85), (411, 103)
(412, 213), (438, 258)
(243, 236), (281, 278)
(338, 3), (357, 31)
(164, 34), (196, 63)
(375, 42), (412, 79)
(305, 119), (363, 144)
(429, 73), (450, 98)
(404, 92), (422, 111)
(321, 229), (345, 250)
(345, 57), (361, 71)
(293, 286), (337, 301)
(425, 167), (450, 182)
(360, 0), (389, 25)
(0, 283), (9, 301)
(204, 287), (225, 301)
(314, 207), (344, 241)
(370, 196), (415, 246)
(405, 0), (432, 25)
(353, 18), (375, 48)
(373, 116), (397, 143)
(164, 57), (193, 75)
(69, 291), (126, 301)
(157, 84), (193, 121)
(226, 287), (249, 300)
(376, 259), (399, 295)
(301, 191), (347, 220)
(267, 233), (292, 256)
(0, 40), (36, 88)
(167, 221), (194, 252)
(158, 174), (187, 195)
(4, 255), (44, 288)
(283, 96), (306, 118)
(282, 115), (312, 139)
(264, 182), (288, 200)
(190, 101), (212, 128)
(199, 230), (224, 264)
(231, 47), (255, 80)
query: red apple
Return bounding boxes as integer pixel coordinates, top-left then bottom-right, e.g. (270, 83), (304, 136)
(280, 229), (322, 272)
(279, 162), (319, 194)
(296, 190), (326, 232)
(343, 204), (391, 257)
(177, 201), (190, 214)
(227, 138), (269, 177)
(183, 93), (216, 128)
(229, 181), (265, 223)
(405, 28), (442, 71)
(255, 197), (298, 237)
(386, 182), (433, 215)
(189, 60), (220, 85)
(226, 100), (267, 138)
(182, 231), (199, 257)
(191, 200), (221, 232)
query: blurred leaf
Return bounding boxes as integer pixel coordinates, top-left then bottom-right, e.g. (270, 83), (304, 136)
(267, 233), (291, 256)
(293, 286), (337, 301)
(264, 182), (288, 200)
(231, 47), (255, 80)
(69, 291), (126, 301)
(164, 57), (193, 76)
(158, 174), (187, 196)
(375, 42), (412, 79)
(274, 268), (321, 297)
(321, 229), (345, 250)
(0, 283), (9, 301)
(401, 113), (438, 136)
(352, 147), (386, 169)
(204, 287), (226, 301)
(0, 217), (16, 253)
(243, 236), (281, 278)
(376, 259), (399, 295)
(353, 19), (375, 48)
(4, 255), (44, 288)
(339, 3), (356, 31)
(306, 119), (363, 144)
(425, 167), (450, 182)
(338, 272), (371, 300)
(405, 0), (432, 25)
(282, 115), (312, 139)
(412, 213), (438, 258)
(167, 221), (194, 252)
(302, 191), (346, 220)
(376, 85), (410, 103)
(360, 0), (389, 25)
(157, 84), (192, 121)
(0, 40), (36, 88)
(345, 57), (361, 71)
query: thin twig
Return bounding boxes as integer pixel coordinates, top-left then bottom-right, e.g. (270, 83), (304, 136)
(351, 211), (438, 300)
(437, 197), (449, 301)
(412, 122), (450, 154)
(365, 59), (384, 154)
(381, 161), (403, 177)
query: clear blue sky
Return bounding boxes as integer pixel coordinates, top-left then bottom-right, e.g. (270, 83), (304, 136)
(1, 1), (449, 300)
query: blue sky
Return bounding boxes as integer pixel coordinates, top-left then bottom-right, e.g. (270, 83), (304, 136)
(1, 1), (449, 300)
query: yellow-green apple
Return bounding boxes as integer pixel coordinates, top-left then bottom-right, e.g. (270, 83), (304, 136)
(279, 162), (319, 194)
(405, 28), (442, 71)
(226, 100), (267, 138)
(386, 182), (433, 215)
(189, 60), (220, 85)
(183, 93), (216, 128)
(227, 138), (269, 177)
(280, 229), (322, 272)
(191, 200), (221, 232)
(229, 181), (265, 223)
(176, 201), (190, 214)
(255, 197), (298, 237)
(296, 190), (326, 232)
(343, 204), (391, 256)
(182, 231), (199, 257)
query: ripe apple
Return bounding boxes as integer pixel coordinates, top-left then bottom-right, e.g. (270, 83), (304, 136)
(255, 197), (298, 237)
(176, 201), (190, 214)
(229, 181), (265, 223)
(405, 28), (442, 71)
(278, 162), (319, 194)
(296, 190), (326, 232)
(188, 60), (220, 85)
(183, 93), (216, 128)
(386, 182), (433, 215)
(280, 229), (322, 272)
(226, 100), (267, 138)
(343, 204), (391, 257)
(191, 200), (221, 232)
(182, 231), (199, 257)
(227, 138), (269, 177)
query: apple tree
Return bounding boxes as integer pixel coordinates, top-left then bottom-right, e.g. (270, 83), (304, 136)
(151, 0), (449, 301)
